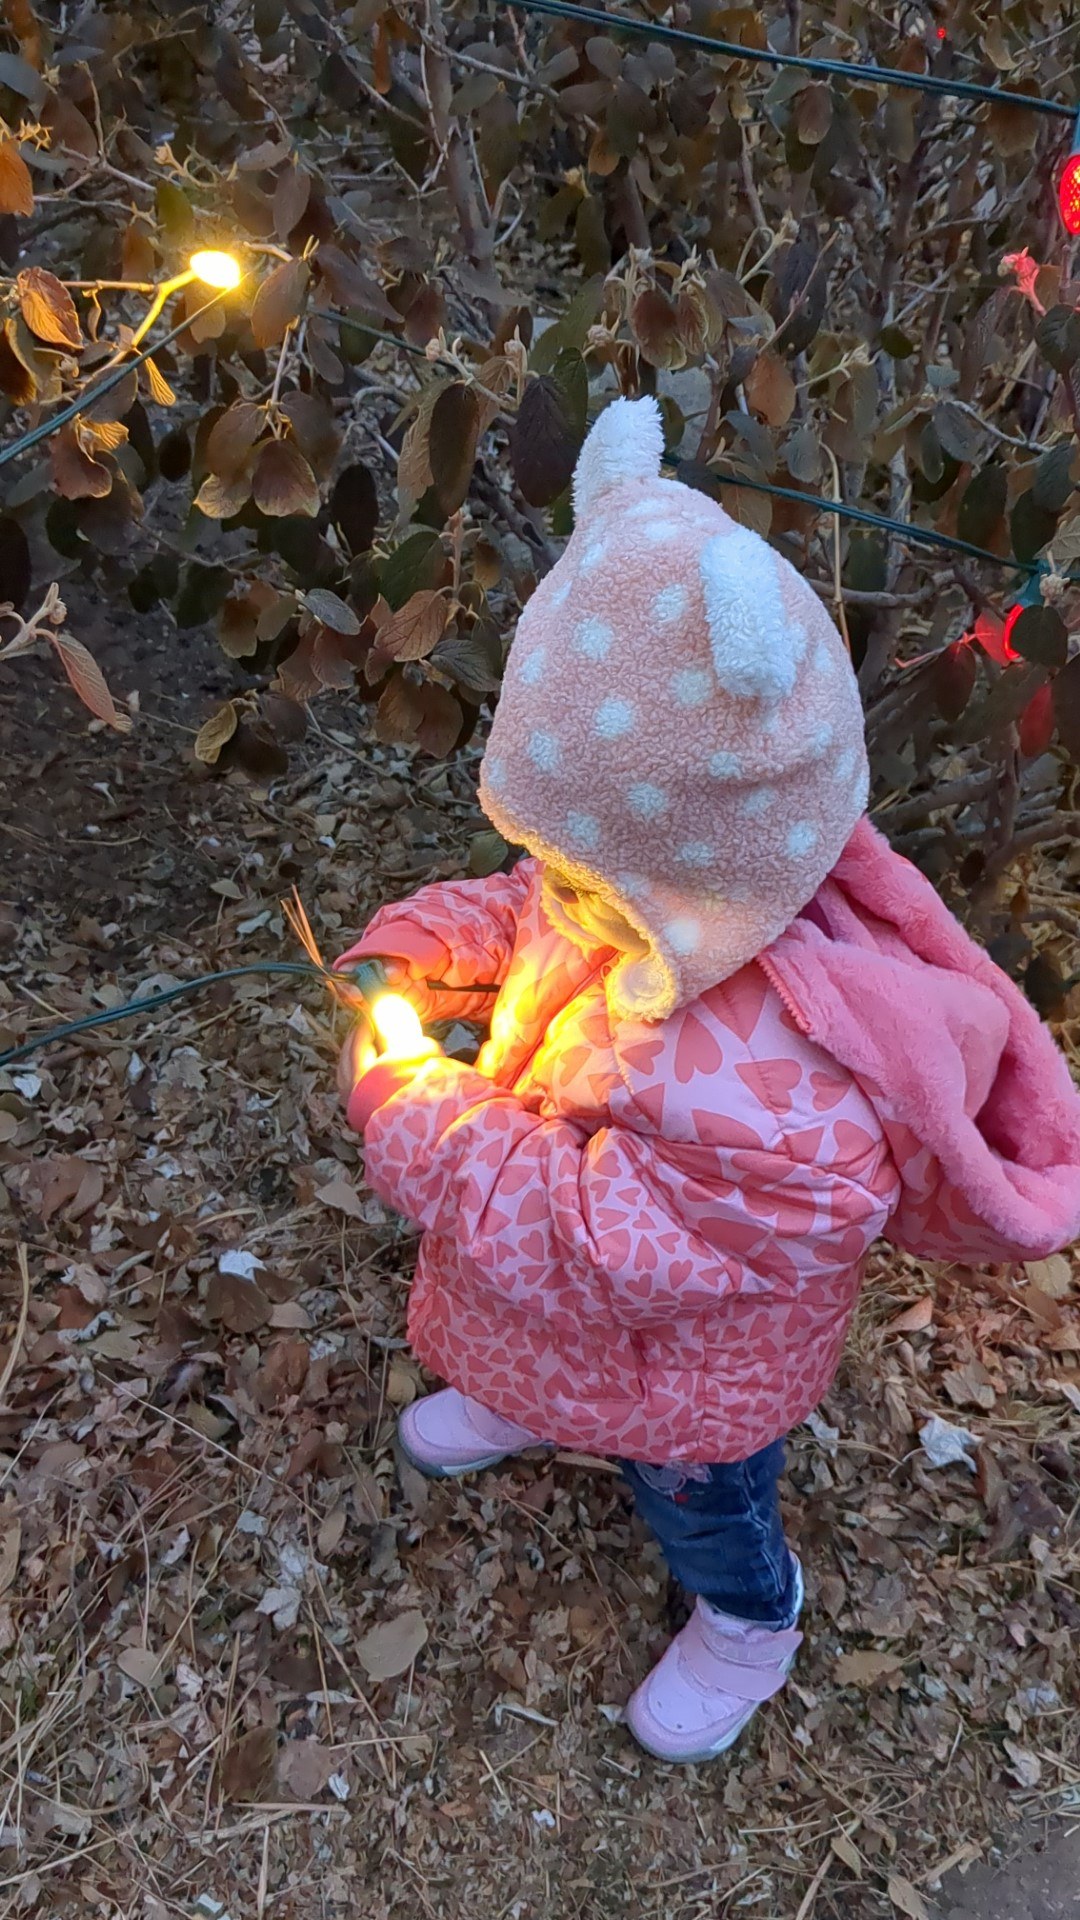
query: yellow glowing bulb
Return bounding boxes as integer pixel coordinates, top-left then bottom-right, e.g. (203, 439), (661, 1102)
(188, 249), (242, 291)
(371, 993), (425, 1057)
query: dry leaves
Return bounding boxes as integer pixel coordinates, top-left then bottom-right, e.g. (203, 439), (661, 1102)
(16, 266), (82, 348)
(355, 1610), (428, 1681)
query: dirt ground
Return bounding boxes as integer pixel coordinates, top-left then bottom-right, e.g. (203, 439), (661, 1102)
(1, 602), (1079, 1920)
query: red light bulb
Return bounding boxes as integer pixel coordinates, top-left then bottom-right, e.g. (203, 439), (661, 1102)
(1060, 151), (1080, 237)
(1001, 605), (1023, 661)
(936, 25), (947, 39)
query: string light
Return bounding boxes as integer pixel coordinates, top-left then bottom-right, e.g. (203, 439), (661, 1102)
(371, 993), (427, 1056)
(1059, 111), (1080, 235)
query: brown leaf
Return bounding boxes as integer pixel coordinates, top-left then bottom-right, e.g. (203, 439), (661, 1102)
(279, 391), (340, 471)
(24, 1153), (104, 1221)
(51, 424), (111, 500)
(1024, 1254), (1073, 1299)
(428, 382), (481, 515)
(143, 355), (176, 406)
(794, 82), (832, 144)
(250, 257), (309, 349)
(316, 244), (399, 323)
(355, 1610), (428, 1681)
(302, 587), (359, 634)
(376, 588), (448, 663)
(0, 138), (33, 216)
(834, 1650), (905, 1688)
(16, 267), (82, 348)
(887, 1874), (930, 1920)
(273, 163), (311, 239)
(745, 350), (797, 428)
(0, 317), (35, 403)
(315, 1174), (367, 1219)
(0, 1521), (21, 1599)
(221, 1726), (277, 1804)
(277, 1739), (334, 1802)
(194, 701), (239, 763)
(117, 1646), (164, 1690)
(50, 630), (130, 732)
(510, 375), (579, 508)
(630, 286), (684, 369)
(885, 1296), (934, 1335)
(195, 470), (253, 519)
(252, 438), (320, 517)
(207, 402), (266, 477)
(206, 1268), (271, 1333)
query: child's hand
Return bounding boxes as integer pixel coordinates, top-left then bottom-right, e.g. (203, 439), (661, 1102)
(335, 931), (449, 1022)
(338, 1015), (443, 1134)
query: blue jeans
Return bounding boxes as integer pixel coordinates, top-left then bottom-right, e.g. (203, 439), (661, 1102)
(621, 1438), (799, 1629)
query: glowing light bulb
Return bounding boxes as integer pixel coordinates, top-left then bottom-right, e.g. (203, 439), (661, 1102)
(188, 249), (242, 291)
(371, 993), (425, 1056)
(1059, 151), (1080, 238)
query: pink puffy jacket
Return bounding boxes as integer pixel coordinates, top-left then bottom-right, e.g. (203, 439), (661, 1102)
(340, 823), (1080, 1464)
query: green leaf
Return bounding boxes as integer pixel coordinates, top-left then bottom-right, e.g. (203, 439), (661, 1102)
(428, 383), (481, 517)
(530, 279), (605, 375)
(879, 324), (915, 359)
(378, 529), (443, 610)
(469, 829), (509, 877)
(1031, 442), (1076, 514)
(933, 401), (984, 466)
(960, 660), (1047, 744)
(1011, 491), (1059, 564)
(330, 462), (379, 553)
(1008, 605), (1068, 669)
(156, 180), (193, 244)
(1052, 655), (1080, 759)
(1036, 305), (1080, 375)
(957, 465), (1007, 548)
(932, 639), (977, 723)
(175, 563), (232, 630)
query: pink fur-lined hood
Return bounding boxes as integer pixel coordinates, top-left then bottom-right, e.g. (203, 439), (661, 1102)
(764, 819), (1080, 1263)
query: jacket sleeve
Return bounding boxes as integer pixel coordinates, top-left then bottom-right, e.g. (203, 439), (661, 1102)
(336, 861), (533, 1024)
(361, 1059), (885, 1335)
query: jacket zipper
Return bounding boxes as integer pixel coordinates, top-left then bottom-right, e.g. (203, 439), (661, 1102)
(757, 953), (812, 1036)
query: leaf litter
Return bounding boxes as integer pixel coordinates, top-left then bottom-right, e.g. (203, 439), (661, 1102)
(1, 686), (1079, 1919)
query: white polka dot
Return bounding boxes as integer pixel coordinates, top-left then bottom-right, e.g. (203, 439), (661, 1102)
(740, 786), (775, 818)
(665, 917), (701, 956)
(653, 583), (687, 625)
(528, 730), (560, 773)
(813, 637), (835, 676)
(574, 616), (613, 661)
(484, 755), (505, 787)
(548, 578), (571, 609)
(617, 871), (648, 898)
(519, 648), (545, 686)
(627, 781), (668, 820)
(566, 810), (600, 850)
(627, 499), (658, 519)
(678, 841), (714, 867)
(645, 521), (681, 544)
(789, 621), (808, 661)
(671, 666), (713, 708)
(808, 722), (833, 756)
(709, 750), (742, 780)
(594, 696), (637, 740)
(786, 822), (818, 858)
(579, 539), (606, 573)
(835, 748), (855, 784)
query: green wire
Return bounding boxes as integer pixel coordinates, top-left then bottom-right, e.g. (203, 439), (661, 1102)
(0, 961), (498, 1069)
(504, 0), (1076, 119)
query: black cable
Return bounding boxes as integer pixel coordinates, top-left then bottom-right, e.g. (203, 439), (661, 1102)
(504, 0), (1075, 120)
(671, 461), (1037, 573)
(0, 285), (239, 470)
(0, 961), (498, 1069)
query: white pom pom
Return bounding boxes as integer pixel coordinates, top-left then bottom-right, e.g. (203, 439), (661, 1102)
(572, 396), (664, 517)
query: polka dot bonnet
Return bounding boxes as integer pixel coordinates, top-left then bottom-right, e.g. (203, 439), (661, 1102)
(478, 395), (869, 1023)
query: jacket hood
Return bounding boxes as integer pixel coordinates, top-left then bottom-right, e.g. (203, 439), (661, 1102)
(763, 819), (1080, 1264)
(479, 396), (868, 1023)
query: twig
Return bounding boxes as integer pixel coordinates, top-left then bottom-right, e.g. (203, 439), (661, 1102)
(874, 770), (994, 833)
(793, 1846), (835, 1920)
(0, 1247), (30, 1408)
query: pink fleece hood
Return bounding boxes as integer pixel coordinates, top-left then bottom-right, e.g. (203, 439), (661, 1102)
(479, 396), (868, 1022)
(764, 819), (1080, 1263)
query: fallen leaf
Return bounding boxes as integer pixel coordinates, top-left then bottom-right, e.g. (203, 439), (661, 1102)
(355, 1610), (428, 1681)
(918, 1414), (977, 1473)
(206, 1269), (271, 1333)
(830, 1832), (862, 1876)
(315, 1175), (366, 1219)
(277, 1739), (334, 1801)
(1002, 1740), (1042, 1788)
(50, 629), (130, 731)
(887, 1873), (930, 1920)
(1024, 1253), (1073, 1299)
(256, 1585), (302, 1630)
(0, 138), (33, 216)
(885, 1296), (934, 1334)
(221, 1725), (277, 1803)
(0, 1521), (21, 1598)
(834, 1649), (905, 1688)
(117, 1646), (164, 1689)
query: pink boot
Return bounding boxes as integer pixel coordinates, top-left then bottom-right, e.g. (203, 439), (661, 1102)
(398, 1388), (544, 1479)
(626, 1565), (804, 1764)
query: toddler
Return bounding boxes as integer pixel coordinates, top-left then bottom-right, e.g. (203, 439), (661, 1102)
(337, 398), (1080, 1763)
